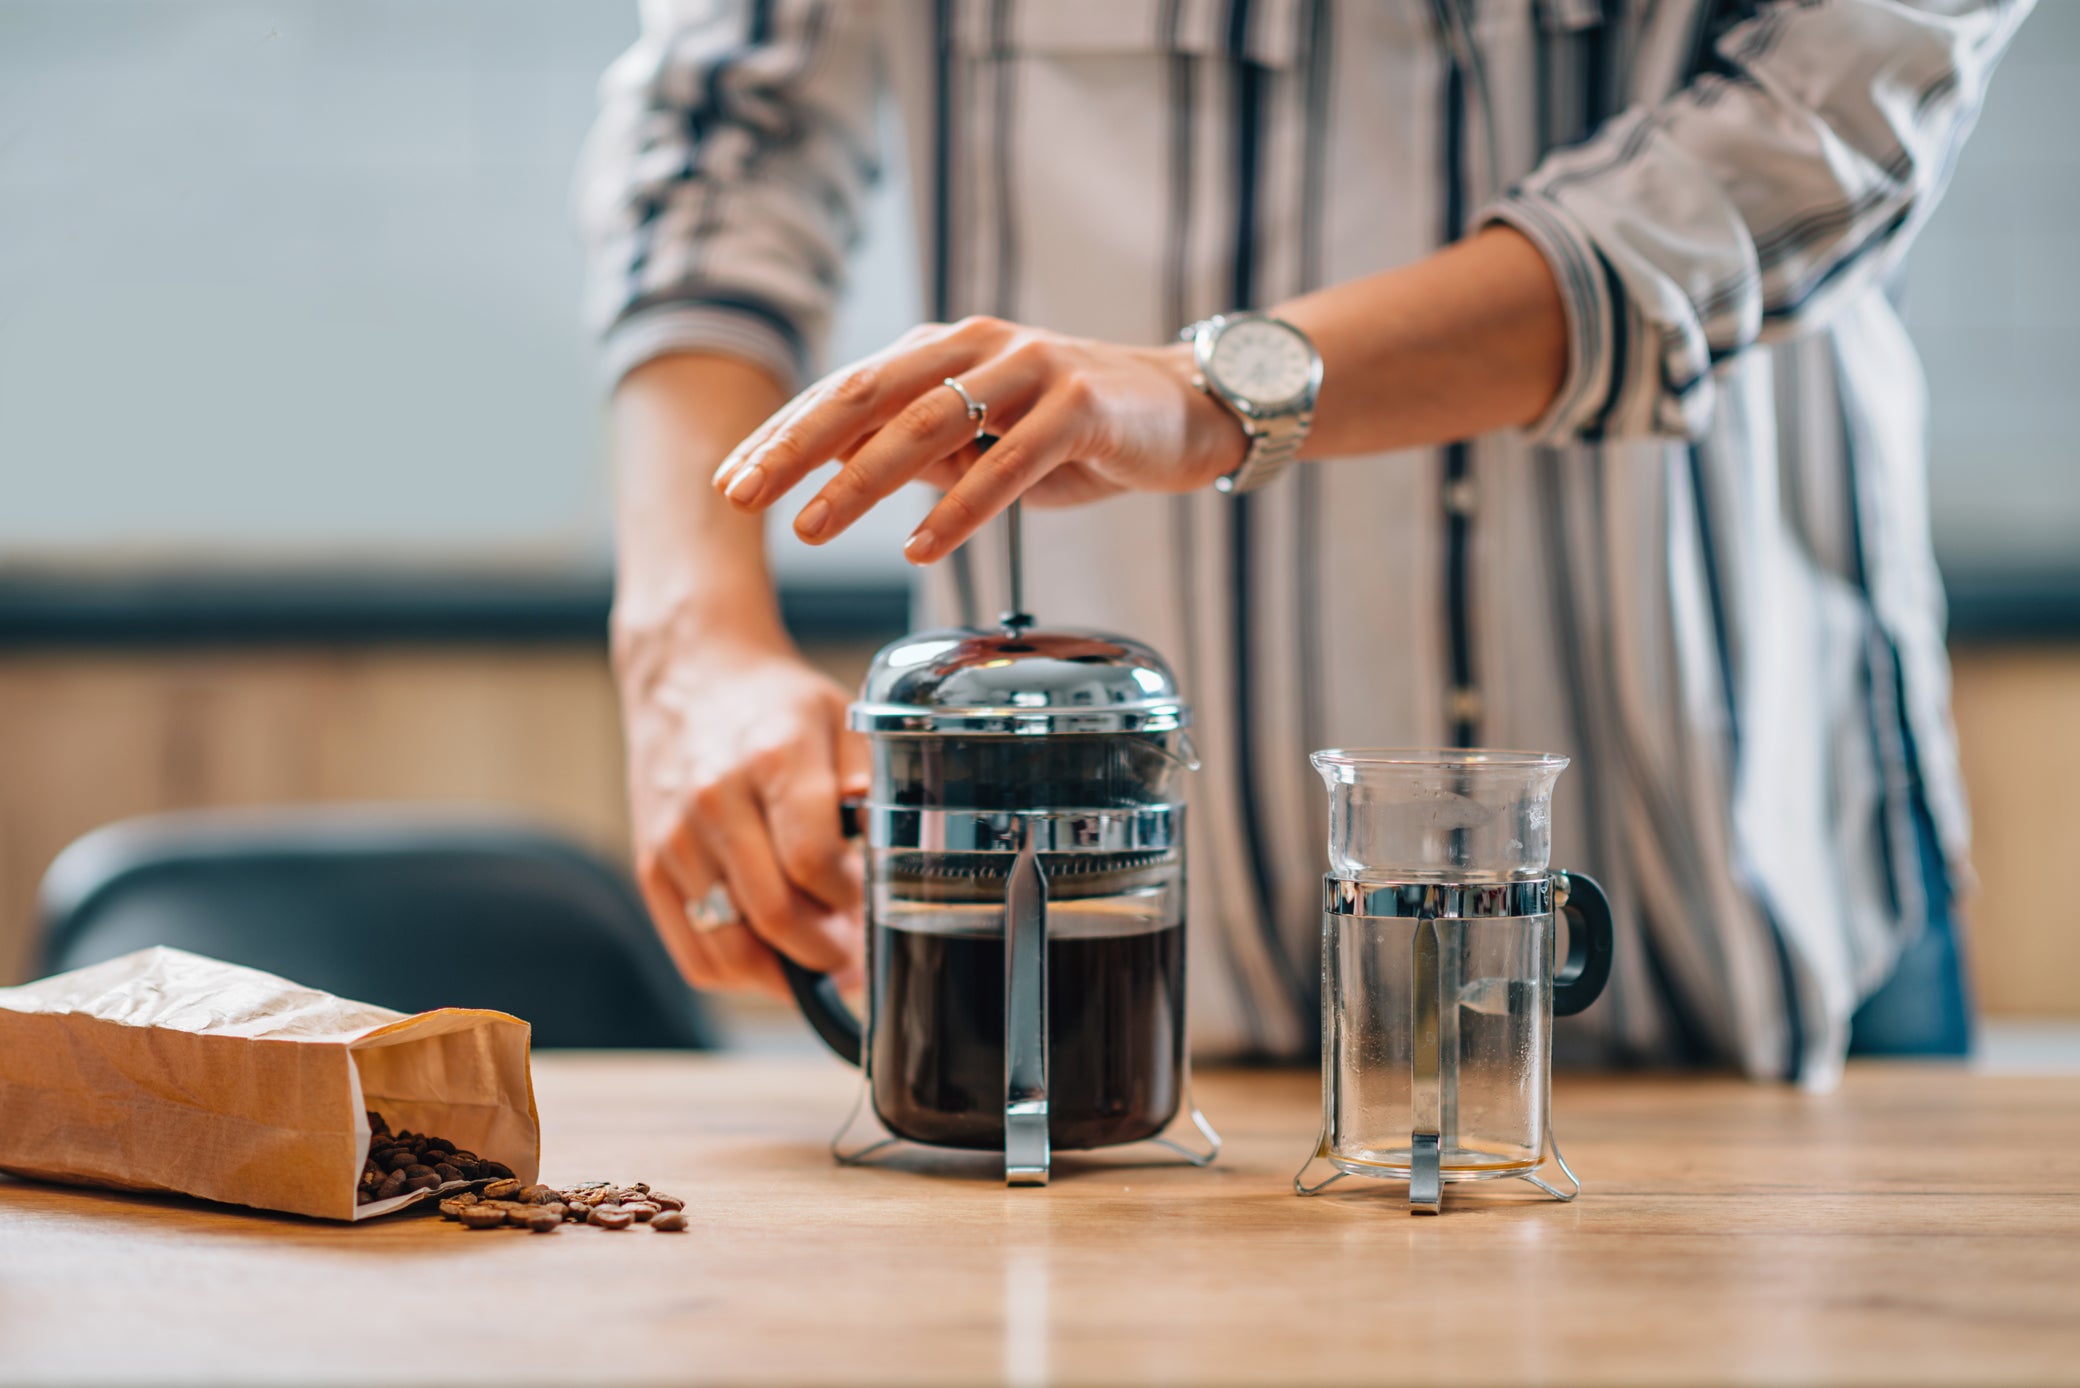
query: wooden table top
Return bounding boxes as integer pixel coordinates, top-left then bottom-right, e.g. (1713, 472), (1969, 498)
(3, 1055), (2076, 1386)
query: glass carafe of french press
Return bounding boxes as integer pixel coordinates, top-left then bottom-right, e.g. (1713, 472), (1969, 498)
(783, 512), (1218, 1186)
(1294, 749), (1613, 1213)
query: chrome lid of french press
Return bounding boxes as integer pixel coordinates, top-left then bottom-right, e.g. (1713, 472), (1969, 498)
(852, 489), (1188, 737)
(850, 628), (1189, 736)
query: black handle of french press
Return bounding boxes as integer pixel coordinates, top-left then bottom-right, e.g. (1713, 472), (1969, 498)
(779, 799), (867, 1067)
(1551, 869), (1614, 1018)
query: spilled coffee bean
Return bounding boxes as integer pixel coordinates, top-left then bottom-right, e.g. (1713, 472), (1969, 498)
(434, 1183), (689, 1235)
(426, 1174), (691, 1236)
(361, 1110), (687, 1234)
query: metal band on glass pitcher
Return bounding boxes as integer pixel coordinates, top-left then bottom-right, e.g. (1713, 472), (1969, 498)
(863, 805), (1181, 854)
(1323, 877), (1554, 920)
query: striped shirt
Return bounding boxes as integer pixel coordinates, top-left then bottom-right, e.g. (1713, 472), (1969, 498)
(578, 0), (2030, 1088)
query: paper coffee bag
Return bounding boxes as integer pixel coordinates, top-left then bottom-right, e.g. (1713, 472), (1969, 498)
(0, 947), (538, 1220)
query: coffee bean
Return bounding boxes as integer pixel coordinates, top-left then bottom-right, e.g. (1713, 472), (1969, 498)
(362, 1112), (686, 1236)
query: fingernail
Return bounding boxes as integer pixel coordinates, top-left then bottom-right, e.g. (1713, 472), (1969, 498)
(726, 464), (766, 507)
(796, 497), (832, 540)
(904, 528), (937, 563)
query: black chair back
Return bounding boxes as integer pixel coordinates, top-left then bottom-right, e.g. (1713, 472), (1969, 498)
(37, 807), (715, 1050)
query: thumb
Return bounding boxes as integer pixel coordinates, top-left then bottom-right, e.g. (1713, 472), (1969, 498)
(833, 704), (872, 801)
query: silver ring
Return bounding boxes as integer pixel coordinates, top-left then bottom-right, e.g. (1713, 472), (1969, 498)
(941, 376), (987, 440)
(687, 883), (738, 933)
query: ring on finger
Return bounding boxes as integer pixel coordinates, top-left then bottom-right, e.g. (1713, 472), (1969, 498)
(941, 377), (988, 441)
(686, 883), (739, 934)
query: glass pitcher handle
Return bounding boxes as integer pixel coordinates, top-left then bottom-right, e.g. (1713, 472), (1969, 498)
(780, 801), (868, 1066)
(1552, 870), (1614, 1017)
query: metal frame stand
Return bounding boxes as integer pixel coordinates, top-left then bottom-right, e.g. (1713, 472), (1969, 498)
(1293, 873), (1581, 1214)
(1292, 1114), (1580, 1209)
(829, 1071), (1221, 1175)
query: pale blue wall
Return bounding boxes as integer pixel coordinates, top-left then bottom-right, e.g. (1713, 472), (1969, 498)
(0, 0), (922, 583)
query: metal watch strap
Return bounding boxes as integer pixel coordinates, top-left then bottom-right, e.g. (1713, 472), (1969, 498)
(1214, 409), (1311, 495)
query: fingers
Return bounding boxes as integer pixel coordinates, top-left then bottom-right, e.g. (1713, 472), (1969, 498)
(761, 745), (861, 915)
(637, 842), (789, 1002)
(834, 724), (872, 800)
(903, 393), (1084, 563)
(690, 776), (855, 975)
(789, 344), (1051, 546)
(714, 317), (1013, 513)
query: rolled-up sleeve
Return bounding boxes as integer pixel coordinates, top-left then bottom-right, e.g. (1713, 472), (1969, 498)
(1486, 0), (2032, 444)
(577, 0), (882, 394)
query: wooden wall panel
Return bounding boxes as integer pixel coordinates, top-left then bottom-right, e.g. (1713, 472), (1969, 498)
(0, 642), (2070, 1017)
(1948, 647), (2080, 1018)
(0, 649), (642, 987)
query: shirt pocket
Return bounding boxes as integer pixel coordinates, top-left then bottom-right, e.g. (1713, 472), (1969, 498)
(950, 0), (1309, 70)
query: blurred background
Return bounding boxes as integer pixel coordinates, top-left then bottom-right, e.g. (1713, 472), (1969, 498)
(2, 2), (2075, 1034)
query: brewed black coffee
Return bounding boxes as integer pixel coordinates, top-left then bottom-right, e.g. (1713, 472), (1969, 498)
(868, 911), (1184, 1151)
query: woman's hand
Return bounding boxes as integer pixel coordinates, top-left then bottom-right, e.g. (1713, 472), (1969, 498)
(710, 317), (1246, 564)
(615, 621), (868, 1001)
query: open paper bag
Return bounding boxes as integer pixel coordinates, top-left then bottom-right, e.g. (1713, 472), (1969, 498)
(0, 946), (538, 1220)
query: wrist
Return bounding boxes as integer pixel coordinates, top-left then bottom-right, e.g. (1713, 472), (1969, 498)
(1152, 342), (1248, 488)
(609, 584), (794, 690)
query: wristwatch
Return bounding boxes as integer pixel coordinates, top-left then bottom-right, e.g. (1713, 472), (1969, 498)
(1181, 312), (1322, 495)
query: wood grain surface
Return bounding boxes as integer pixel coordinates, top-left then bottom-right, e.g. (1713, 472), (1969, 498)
(2, 1056), (2076, 1387)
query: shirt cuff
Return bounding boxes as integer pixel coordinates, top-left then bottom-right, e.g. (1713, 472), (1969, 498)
(1482, 190), (1617, 445)
(598, 297), (810, 396)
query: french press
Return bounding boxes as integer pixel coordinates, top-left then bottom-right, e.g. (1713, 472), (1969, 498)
(1294, 749), (1613, 1213)
(783, 505), (1219, 1186)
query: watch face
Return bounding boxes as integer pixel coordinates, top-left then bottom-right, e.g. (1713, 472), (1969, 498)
(1208, 317), (1314, 409)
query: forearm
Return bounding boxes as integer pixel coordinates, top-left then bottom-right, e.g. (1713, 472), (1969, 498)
(609, 353), (795, 665)
(1276, 225), (1568, 458)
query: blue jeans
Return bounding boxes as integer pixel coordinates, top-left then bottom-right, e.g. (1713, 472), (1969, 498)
(1848, 805), (1975, 1056)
